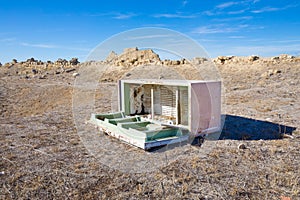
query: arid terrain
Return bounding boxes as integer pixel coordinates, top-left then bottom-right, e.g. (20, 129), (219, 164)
(1, 48), (299, 199)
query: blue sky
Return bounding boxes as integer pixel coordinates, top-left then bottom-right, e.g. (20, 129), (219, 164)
(0, 0), (300, 63)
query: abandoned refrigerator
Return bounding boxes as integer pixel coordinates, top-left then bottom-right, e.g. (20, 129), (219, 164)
(90, 79), (221, 150)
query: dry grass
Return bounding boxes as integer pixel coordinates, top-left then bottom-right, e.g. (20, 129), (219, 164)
(1, 59), (300, 199)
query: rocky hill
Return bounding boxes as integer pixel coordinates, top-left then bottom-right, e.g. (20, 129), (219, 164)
(0, 57), (80, 79)
(1, 47), (299, 80)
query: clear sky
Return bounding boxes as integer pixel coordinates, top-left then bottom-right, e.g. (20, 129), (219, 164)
(1, 0), (299, 63)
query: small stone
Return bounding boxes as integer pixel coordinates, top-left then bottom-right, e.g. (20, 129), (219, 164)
(238, 143), (247, 149)
(32, 69), (38, 74)
(273, 69), (281, 74)
(72, 72), (79, 77)
(65, 68), (76, 73)
(39, 75), (47, 79)
(125, 73), (131, 77)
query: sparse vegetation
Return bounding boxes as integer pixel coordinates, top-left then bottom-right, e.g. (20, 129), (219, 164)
(0, 53), (299, 199)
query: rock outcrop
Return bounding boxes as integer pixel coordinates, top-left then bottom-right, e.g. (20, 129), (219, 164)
(107, 47), (161, 67)
(1, 57), (80, 79)
(214, 56), (235, 64)
(213, 54), (298, 65)
(105, 47), (213, 67)
(105, 51), (118, 63)
(279, 54), (295, 60)
(1, 48), (299, 81)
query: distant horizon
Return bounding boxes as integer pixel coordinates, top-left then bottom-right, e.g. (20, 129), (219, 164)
(2, 46), (298, 65)
(1, 0), (299, 63)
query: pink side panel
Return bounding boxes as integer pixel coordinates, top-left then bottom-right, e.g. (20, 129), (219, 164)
(191, 82), (221, 134)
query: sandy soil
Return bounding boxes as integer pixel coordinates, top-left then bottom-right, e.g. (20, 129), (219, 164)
(0, 57), (299, 199)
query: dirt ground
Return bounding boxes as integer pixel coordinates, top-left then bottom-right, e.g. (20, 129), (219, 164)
(1, 56), (299, 199)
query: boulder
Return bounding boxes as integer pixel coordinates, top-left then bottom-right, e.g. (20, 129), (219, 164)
(248, 55), (259, 62)
(162, 60), (171, 65)
(27, 58), (37, 63)
(37, 60), (44, 65)
(4, 62), (13, 68)
(55, 58), (68, 66)
(171, 60), (180, 65)
(69, 58), (79, 65)
(180, 58), (187, 65)
(214, 56), (234, 64)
